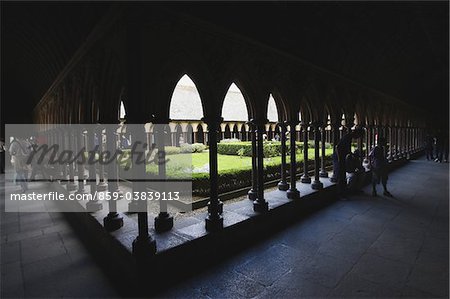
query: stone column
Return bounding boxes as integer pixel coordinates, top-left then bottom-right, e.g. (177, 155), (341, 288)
(403, 127), (407, 157)
(59, 129), (68, 185)
(286, 121), (300, 199)
(253, 119), (269, 213)
(277, 122), (289, 191)
(388, 126), (393, 162)
(311, 122), (323, 190)
(319, 124), (328, 178)
(203, 117), (224, 231)
(394, 126), (400, 160)
(406, 127), (410, 157)
(399, 127), (403, 157)
(103, 124), (124, 231)
(414, 128), (418, 152)
(75, 127), (87, 194)
(127, 15), (156, 259)
(85, 126), (102, 212)
(365, 126), (370, 159)
(130, 123), (156, 259)
(330, 122), (340, 183)
(248, 122), (257, 200)
(357, 126), (364, 156)
(66, 128), (78, 191)
(300, 122), (311, 183)
(96, 127), (108, 191)
(410, 127), (414, 153)
(154, 123), (174, 232)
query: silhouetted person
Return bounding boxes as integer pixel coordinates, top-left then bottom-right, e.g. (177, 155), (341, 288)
(346, 149), (365, 193)
(435, 130), (445, 163)
(9, 137), (30, 192)
(425, 134), (434, 161)
(29, 141), (49, 181)
(369, 137), (392, 197)
(335, 128), (364, 197)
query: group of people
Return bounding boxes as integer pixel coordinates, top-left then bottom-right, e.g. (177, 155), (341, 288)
(335, 128), (392, 199)
(425, 131), (449, 163)
(5, 136), (56, 193)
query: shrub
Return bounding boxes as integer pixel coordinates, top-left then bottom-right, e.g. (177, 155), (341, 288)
(217, 141), (304, 158)
(220, 138), (241, 143)
(164, 146), (181, 155)
(190, 155), (333, 196)
(192, 143), (206, 153)
(180, 144), (193, 153)
(217, 142), (252, 156)
(179, 143), (207, 153)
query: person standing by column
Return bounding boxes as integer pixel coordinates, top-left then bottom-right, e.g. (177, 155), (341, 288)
(425, 133), (434, 161)
(369, 137), (392, 197)
(9, 137), (29, 192)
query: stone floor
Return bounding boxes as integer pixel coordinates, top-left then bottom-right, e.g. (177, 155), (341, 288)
(0, 174), (119, 298)
(1, 157), (448, 298)
(158, 158), (449, 298)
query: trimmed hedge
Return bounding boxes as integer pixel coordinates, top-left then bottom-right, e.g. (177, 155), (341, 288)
(180, 143), (207, 153)
(165, 146), (181, 155)
(191, 156), (333, 196)
(121, 144), (206, 157)
(217, 141), (333, 158)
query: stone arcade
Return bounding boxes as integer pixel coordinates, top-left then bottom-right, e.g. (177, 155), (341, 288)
(1, 2), (448, 298)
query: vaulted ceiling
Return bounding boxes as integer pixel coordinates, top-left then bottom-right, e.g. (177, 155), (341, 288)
(1, 1), (448, 127)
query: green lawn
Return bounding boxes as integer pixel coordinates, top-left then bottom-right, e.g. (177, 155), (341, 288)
(147, 148), (333, 175)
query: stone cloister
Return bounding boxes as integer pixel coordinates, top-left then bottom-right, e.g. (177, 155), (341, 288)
(31, 7), (428, 258)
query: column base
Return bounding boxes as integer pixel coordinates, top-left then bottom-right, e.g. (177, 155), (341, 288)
(311, 180), (323, 190)
(132, 235), (156, 261)
(277, 181), (289, 191)
(96, 182), (108, 192)
(248, 189), (257, 200)
(67, 182), (77, 191)
(301, 175), (311, 183)
(103, 213), (124, 231)
(205, 215), (224, 232)
(86, 201), (102, 212)
(128, 201), (140, 213)
(286, 188), (300, 199)
(329, 175), (338, 183)
(319, 171), (328, 178)
(154, 213), (174, 233)
(253, 200), (269, 213)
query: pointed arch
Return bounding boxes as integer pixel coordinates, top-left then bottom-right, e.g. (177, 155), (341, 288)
(119, 100), (126, 120)
(267, 94), (279, 122)
(221, 82), (250, 122)
(150, 50), (212, 121)
(169, 74), (204, 121)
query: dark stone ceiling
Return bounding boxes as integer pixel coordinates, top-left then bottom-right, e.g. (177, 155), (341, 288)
(1, 1), (448, 127)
